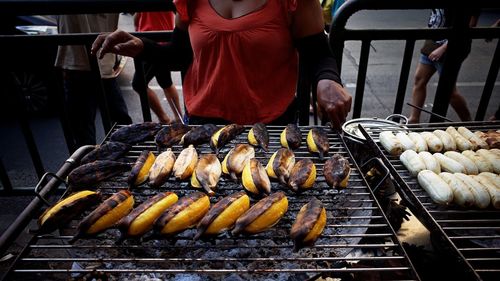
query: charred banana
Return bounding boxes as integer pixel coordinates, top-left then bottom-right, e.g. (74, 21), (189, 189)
(458, 127), (488, 149)
(323, 154), (351, 189)
(242, 158), (272, 196)
(210, 124), (245, 154)
(248, 123), (269, 152)
(180, 124), (218, 147)
(110, 122), (162, 145)
(221, 144), (255, 181)
(128, 150), (156, 187)
(173, 145), (198, 180)
(265, 148), (295, 185)
(232, 191), (288, 235)
(191, 154), (222, 196)
(195, 191), (250, 239)
(148, 149), (176, 188)
(280, 124), (302, 150)
(306, 128), (330, 160)
(68, 160), (131, 189)
(155, 123), (191, 148)
(290, 197), (326, 251)
(81, 141), (131, 164)
(288, 159), (317, 192)
(154, 192), (210, 236)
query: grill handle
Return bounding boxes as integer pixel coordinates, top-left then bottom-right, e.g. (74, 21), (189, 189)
(33, 172), (68, 206)
(360, 157), (390, 192)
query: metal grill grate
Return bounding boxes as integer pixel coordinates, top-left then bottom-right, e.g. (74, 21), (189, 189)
(357, 121), (500, 281)
(3, 125), (419, 281)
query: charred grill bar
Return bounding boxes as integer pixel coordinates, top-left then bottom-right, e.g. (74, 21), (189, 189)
(355, 121), (500, 281)
(1, 125), (419, 280)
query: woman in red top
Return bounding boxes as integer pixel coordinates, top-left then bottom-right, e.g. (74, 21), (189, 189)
(92, 0), (351, 128)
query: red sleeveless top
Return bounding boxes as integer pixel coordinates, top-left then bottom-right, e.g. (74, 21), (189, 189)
(174, 0), (298, 124)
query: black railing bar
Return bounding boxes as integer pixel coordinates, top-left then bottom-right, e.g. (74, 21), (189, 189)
(0, 158), (13, 193)
(476, 39), (500, 120)
(133, 57), (152, 122)
(327, 223), (388, 227)
(443, 226), (500, 230)
(450, 236), (500, 240)
(352, 39), (371, 118)
(339, 27), (500, 41)
(436, 219), (500, 223)
(29, 243), (398, 249)
(467, 258), (500, 262)
(459, 247), (500, 251)
(393, 39), (416, 115)
(428, 209), (500, 214)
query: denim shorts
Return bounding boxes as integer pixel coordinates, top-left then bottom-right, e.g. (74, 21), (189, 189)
(419, 54), (443, 74)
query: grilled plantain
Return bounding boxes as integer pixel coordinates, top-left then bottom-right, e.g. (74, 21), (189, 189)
(266, 148), (295, 185)
(241, 158), (271, 196)
(67, 160), (131, 189)
(173, 145), (198, 180)
(180, 124), (218, 147)
(110, 122), (162, 145)
(81, 141), (131, 164)
(148, 149), (176, 188)
(191, 154), (222, 196)
(117, 192), (178, 239)
(210, 124), (245, 154)
(232, 191), (288, 235)
(290, 197), (326, 251)
(221, 144), (255, 181)
(72, 190), (134, 240)
(288, 159), (317, 192)
(195, 191), (250, 239)
(323, 154), (351, 189)
(280, 124), (302, 150)
(128, 150), (156, 187)
(307, 128), (330, 160)
(248, 123), (269, 152)
(154, 191), (210, 236)
(155, 123), (191, 148)
(38, 190), (101, 234)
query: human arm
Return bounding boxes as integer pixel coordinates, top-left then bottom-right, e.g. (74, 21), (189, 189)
(428, 43), (447, 62)
(292, 0), (352, 129)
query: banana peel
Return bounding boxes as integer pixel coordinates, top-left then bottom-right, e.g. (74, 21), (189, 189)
(265, 148), (295, 185)
(288, 159), (317, 192)
(280, 124), (302, 150)
(191, 154), (222, 196)
(290, 197), (326, 251)
(155, 123), (191, 148)
(173, 145), (198, 180)
(181, 124), (218, 147)
(307, 128), (330, 160)
(148, 149), (176, 188)
(210, 124), (245, 154)
(81, 141), (131, 164)
(195, 191), (250, 239)
(67, 160), (131, 189)
(242, 158), (271, 196)
(128, 150), (156, 187)
(232, 191), (288, 235)
(248, 123), (269, 152)
(110, 122), (162, 145)
(323, 154), (351, 189)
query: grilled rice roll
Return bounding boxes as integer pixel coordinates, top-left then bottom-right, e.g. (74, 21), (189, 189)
(306, 128), (330, 160)
(290, 197), (326, 251)
(148, 149), (176, 188)
(128, 150), (156, 187)
(154, 191), (210, 236)
(73, 190), (134, 241)
(210, 124), (245, 154)
(109, 122), (162, 145)
(191, 154), (222, 196)
(81, 141), (131, 165)
(38, 190), (101, 234)
(248, 122), (270, 152)
(221, 144), (255, 181)
(323, 154), (351, 189)
(195, 191), (250, 239)
(155, 123), (191, 148)
(288, 159), (317, 192)
(242, 158), (272, 196)
(280, 124), (302, 150)
(67, 160), (131, 189)
(265, 148), (295, 185)
(180, 124), (218, 147)
(117, 192), (178, 240)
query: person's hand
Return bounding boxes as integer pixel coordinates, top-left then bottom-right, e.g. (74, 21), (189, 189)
(91, 29), (144, 59)
(316, 79), (352, 130)
(428, 44), (446, 62)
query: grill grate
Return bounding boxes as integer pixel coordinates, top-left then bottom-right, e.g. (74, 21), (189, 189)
(357, 121), (500, 281)
(4, 125), (419, 281)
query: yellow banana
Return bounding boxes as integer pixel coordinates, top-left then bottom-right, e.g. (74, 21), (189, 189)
(210, 124), (245, 154)
(223, 144), (255, 181)
(128, 150), (156, 187)
(290, 197), (326, 251)
(242, 158), (271, 196)
(280, 124), (301, 150)
(288, 159), (316, 192)
(323, 154), (351, 189)
(248, 123), (269, 152)
(265, 148), (295, 185)
(306, 128), (330, 160)
(190, 154), (222, 196)
(148, 149), (176, 188)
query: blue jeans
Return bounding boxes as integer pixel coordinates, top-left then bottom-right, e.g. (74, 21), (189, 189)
(419, 54), (443, 74)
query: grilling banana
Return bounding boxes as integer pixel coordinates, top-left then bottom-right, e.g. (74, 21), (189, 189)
(420, 132), (443, 153)
(67, 160), (131, 189)
(232, 191), (288, 235)
(475, 130), (500, 148)
(446, 126), (474, 151)
(458, 127), (488, 149)
(306, 128), (330, 160)
(195, 191), (250, 239)
(454, 173), (491, 209)
(476, 149), (500, 173)
(433, 153), (466, 173)
(288, 159), (317, 192)
(180, 124), (218, 147)
(110, 122), (162, 145)
(433, 130), (457, 151)
(439, 172), (475, 208)
(73, 190), (134, 240)
(191, 154), (222, 196)
(173, 145), (198, 180)
(81, 141), (131, 164)
(473, 174), (500, 209)
(266, 148), (295, 185)
(128, 150), (156, 187)
(242, 158), (271, 196)
(417, 170), (453, 205)
(396, 132), (416, 152)
(290, 197), (326, 250)
(478, 172), (499, 186)
(444, 151), (478, 175)
(210, 124), (245, 154)
(154, 191), (210, 236)
(221, 144), (255, 181)
(280, 124), (302, 150)
(408, 132), (428, 152)
(323, 154), (351, 189)
(248, 122), (269, 152)
(400, 150), (426, 176)
(418, 151), (441, 174)
(155, 123), (191, 148)
(38, 190), (101, 234)
(379, 131), (404, 155)
(117, 192), (178, 239)
(461, 150), (493, 173)
(148, 149), (176, 188)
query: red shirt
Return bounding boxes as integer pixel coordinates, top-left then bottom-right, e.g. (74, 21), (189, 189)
(175, 0), (298, 124)
(135, 11), (175, 31)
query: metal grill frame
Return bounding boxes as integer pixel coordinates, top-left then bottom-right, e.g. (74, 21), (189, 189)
(1, 125), (420, 280)
(357, 120), (500, 281)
